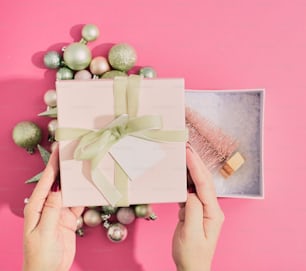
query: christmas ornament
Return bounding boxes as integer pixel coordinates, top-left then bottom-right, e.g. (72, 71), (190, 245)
(101, 70), (127, 79)
(56, 67), (74, 80)
(43, 90), (57, 107)
(81, 24), (100, 43)
(108, 43), (137, 72)
(83, 209), (102, 227)
(47, 119), (58, 141)
(12, 121), (42, 154)
(139, 67), (157, 78)
(89, 56), (111, 77)
(43, 51), (61, 69)
(116, 207), (135, 225)
(107, 223), (128, 242)
(63, 43), (92, 71)
(74, 70), (92, 80)
(101, 205), (118, 215)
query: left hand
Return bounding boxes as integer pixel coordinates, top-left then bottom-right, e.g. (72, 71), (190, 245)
(23, 147), (84, 271)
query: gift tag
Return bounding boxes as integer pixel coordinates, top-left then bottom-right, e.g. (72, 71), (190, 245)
(109, 136), (165, 180)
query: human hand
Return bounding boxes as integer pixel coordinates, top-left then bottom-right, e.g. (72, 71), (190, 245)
(23, 147), (84, 271)
(172, 144), (225, 271)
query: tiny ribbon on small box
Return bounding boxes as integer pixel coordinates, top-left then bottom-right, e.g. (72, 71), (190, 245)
(55, 75), (188, 206)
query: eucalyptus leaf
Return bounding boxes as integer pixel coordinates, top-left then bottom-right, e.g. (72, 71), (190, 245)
(37, 144), (51, 165)
(25, 171), (43, 184)
(38, 107), (57, 117)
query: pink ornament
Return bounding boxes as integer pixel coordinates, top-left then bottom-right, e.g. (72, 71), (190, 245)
(89, 56), (111, 76)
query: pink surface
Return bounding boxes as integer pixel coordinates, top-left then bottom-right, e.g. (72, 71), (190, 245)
(0, 1), (305, 270)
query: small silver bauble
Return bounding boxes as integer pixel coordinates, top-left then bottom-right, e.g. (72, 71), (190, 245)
(139, 67), (157, 78)
(108, 43), (137, 72)
(89, 56), (111, 76)
(74, 70), (92, 80)
(43, 51), (61, 69)
(107, 223), (128, 242)
(43, 90), (57, 107)
(63, 42), (92, 71)
(83, 209), (102, 227)
(134, 204), (150, 218)
(81, 24), (100, 42)
(76, 216), (84, 230)
(56, 67), (74, 80)
(116, 207), (135, 225)
(47, 119), (58, 137)
(101, 70), (127, 79)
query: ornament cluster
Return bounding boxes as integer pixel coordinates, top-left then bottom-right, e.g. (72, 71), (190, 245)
(12, 23), (158, 243)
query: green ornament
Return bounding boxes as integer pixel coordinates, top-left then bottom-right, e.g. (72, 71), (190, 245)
(134, 204), (150, 218)
(101, 70), (127, 79)
(56, 67), (74, 80)
(81, 24), (100, 42)
(101, 205), (118, 215)
(63, 42), (92, 71)
(139, 67), (157, 78)
(12, 121), (42, 154)
(108, 43), (137, 72)
(43, 51), (61, 69)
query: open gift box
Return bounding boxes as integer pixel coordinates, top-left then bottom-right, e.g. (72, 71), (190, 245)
(185, 89), (265, 199)
(56, 77), (187, 207)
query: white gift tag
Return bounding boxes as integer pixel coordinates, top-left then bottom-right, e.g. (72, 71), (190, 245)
(109, 136), (166, 180)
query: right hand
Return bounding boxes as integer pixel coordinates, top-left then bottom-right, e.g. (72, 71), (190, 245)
(172, 144), (225, 271)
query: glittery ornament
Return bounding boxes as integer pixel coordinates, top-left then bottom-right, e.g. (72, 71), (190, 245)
(63, 43), (92, 71)
(107, 223), (128, 242)
(43, 51), (61, 69)
(44, 90), (57, 107)
(12, 121), (42, 154)
(81, 24), (100, 42)
(89, 56), (110, 76)
(108, 43), (137, 72)
(101, 70), (127, 79)
(74, 70), (92, 80)
(56, 67), (74, 80)
(76, 228), (84, 237)
(116, 207), (135, 225)
(139, 67), (157, 78)
(83, 209), (102, 227)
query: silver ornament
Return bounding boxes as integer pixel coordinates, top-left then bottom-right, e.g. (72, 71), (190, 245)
(83, 209), (102, 227)
(63, 42), (92, 71)
(108, 43), (137, 72)
(43, 51), (61, 69)
(101, 205), (118, 215)
(74, 70), (92, 80)
(101, 70), (127, 79)
(116, 207), (135, 225)
(56, 67), (74, 80)
(107, 223), (128, 242)
(43, 90), (57, 107)
(139, 67), (157, 78)
(82, 24), (100, 42)
(76, 216), (84, 230)
(47, 119), (58, 138)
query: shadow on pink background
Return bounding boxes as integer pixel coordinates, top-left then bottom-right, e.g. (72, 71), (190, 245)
(1, 0), (306, 270)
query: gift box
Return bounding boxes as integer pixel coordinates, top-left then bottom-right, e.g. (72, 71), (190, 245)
(185, 89), (264, 199)
(56, 76), (187, 207)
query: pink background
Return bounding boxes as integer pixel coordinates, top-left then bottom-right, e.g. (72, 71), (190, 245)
(1, 0), (305, 270)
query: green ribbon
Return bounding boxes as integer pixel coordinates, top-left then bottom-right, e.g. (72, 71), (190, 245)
(55, 75), (187, 206)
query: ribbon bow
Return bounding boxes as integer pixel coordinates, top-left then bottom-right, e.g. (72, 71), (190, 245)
(56, 75), (187, 206)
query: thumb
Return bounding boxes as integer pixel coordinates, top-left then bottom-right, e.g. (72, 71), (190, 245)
(183, 193), (205, 236)
(38, 191), (62, 232)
